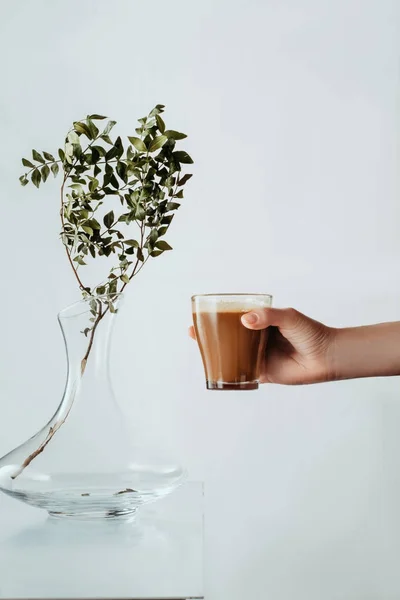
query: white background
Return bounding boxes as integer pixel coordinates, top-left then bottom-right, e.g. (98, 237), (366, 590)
(0, 0), (400, 598)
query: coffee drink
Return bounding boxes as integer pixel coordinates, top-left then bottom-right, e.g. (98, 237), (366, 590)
(192, 294), (272, 390)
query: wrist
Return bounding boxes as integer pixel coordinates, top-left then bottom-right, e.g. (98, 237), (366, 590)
(326, 326), (351, 381)
(321, 326), (341, 382)
(327, 322), (400, 381)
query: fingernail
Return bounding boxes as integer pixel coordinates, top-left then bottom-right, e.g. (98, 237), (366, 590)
(242, 312), (258, 325)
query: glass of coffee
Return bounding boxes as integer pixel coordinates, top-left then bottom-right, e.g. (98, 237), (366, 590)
(192, 293), (273, 391)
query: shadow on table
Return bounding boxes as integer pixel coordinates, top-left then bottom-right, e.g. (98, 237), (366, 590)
(2, 510), (177, 549)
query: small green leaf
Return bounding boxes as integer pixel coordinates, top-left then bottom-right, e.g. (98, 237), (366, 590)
(103, 186), (118, 195)
(150, 249), (164, 257)
(70, 183), (84, 194)
(31, 169), (41, 188)
(121, 274), (129, 284)
(166, 202), (180, 210)
(86, 118), (99, 139)
(125, 239), (139, 247)
(161, 214), (174, 225)
(89, 178), (99, 192)
(43, 151), (55, 162)
(164, 130), (187, 140)
(93, 144), (106, 156)
(74, 256), (87, 266)
(128, 137), (147, 153)
(41, 164), (50, 182)
(149, 135), (168, 152)
(164, 175), (176, 188)
(58, 148), (65, 162)
(148, 229), (159, 244)
(19, 175), (29, 186)
(139, 187), (151, 200)
(101, 134), (113, 145)
(158, 225), (169, 236)
(82, 225), (93, 236)
(50, 162), (59, 178)
(109, 174), (119, 189)
(74, 121), (93, 138)
(177, 173), (193, 186)
(104, 210), (114, 229)
(116, 161), (127, 183)
(135, 206), (146, 221)
(90, 299), (98, 313)
(173, 151), (193, 164)
(155, 114), (165, 133)
(103, 169), (111, 187)
(103, 120), (117, 135)
(105, 145), (119, 161)
(90, 147), (100, 164)
(113, 136), (124, 158)
(32, 149), (45, 164)
(87, 218), (101, 230)
(137, 248), (144, 261)
(155, 240), (173, 251)
(149, 107), (160, 117)
(67, 131), (80, 144)
(73, 144), (82, 159)
(22, 158), (35, 168)
(89, 114), (107, 120)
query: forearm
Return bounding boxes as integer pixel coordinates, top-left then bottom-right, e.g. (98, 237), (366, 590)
(329, 322), (400, 381)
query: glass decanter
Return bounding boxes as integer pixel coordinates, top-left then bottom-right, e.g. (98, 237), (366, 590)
(0, 293), (186, 520)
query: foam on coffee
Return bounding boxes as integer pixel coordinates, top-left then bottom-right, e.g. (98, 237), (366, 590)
(191, 295), (272, 314)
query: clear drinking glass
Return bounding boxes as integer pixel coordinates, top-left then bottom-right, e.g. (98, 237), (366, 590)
(192, 293), (273, 391)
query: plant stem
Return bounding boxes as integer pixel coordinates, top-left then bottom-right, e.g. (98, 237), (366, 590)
(10, 402), (74, 479)
(81, 303), (106, 374)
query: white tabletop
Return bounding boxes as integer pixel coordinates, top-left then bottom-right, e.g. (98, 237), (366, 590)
(0, 481), (204, 600)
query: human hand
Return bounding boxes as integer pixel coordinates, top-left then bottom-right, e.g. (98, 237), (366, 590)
(189, 307), (335, 385)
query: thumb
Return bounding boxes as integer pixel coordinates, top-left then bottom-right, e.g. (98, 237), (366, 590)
(241, 307), (301, 331)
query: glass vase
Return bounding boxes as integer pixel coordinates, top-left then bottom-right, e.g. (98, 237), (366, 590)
(0, 293), (186, 520)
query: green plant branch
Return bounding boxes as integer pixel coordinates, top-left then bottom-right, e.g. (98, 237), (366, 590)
(81, 302), (104, 374)
(14, 106), (193, 480)
(23, 159), (62, 178)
